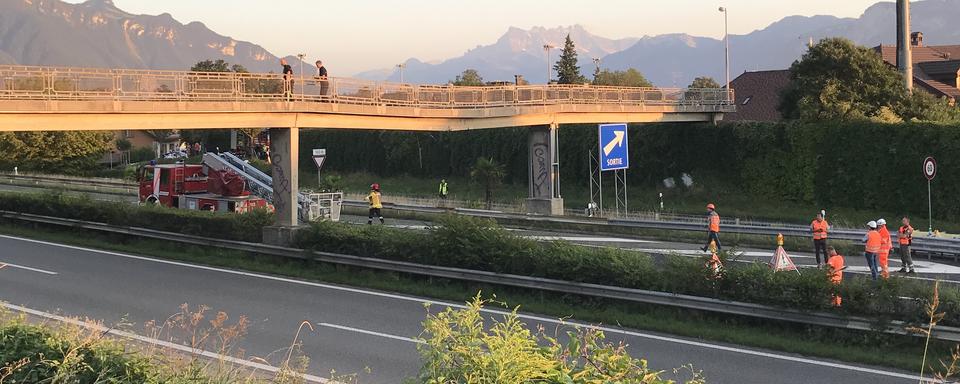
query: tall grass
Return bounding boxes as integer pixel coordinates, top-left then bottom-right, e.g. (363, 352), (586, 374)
(0, 304), (328, 384)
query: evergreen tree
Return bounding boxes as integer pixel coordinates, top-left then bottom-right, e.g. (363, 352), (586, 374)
(553, 34), (586, 84)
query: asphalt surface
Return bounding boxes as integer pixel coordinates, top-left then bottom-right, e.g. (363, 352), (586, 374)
(0, 234), (921, 384)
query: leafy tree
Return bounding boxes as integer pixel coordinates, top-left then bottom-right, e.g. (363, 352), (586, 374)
(593, 68), (653, 87)
(419, 296), (705, 383)
(779, 38), (908, 121)
(470, 157), (505, 210)
(897, 88), (960, 123)
(452, 69), (484, 86)
(115, 138), (132, 152)
(190, 59), (231, 72)
(554, 34), (587, 84)
(0, 131), (113, 173)
(187, 59), (263, 153)
(689, 76), (721, 88)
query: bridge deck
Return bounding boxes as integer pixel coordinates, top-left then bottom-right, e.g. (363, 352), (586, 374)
(0, 65), (734, 131)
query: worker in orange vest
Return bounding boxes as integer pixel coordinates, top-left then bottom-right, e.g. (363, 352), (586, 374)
(877, 218), (892, 279)
(810, 212), (829, 268)
(826, 247), (847, 307)
(898, 216), (916, 274)
(863, 221), (881, 280)
(705, 240), (723, 278)
(701, 203), (722, 252)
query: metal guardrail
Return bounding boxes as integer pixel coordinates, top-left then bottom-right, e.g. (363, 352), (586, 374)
(0, 172), (136, 193)
(0, 210), (955, 341)
(0, 65), (735, 112)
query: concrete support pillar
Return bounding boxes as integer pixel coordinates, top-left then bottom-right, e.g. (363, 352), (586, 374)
(229, 129), (238, 150)
(526, 122), (563, 215)
(268, 127), (299, 227)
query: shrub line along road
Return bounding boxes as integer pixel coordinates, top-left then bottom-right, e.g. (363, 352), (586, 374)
(0, 234), (924, 384)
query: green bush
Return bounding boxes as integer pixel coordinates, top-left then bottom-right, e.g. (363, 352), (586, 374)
(129, 147), (157, 163)
(418, 296), (705, 383)
(0, 320), (154, 383)
(296, 214), (960, 327)
(0, 191), (273, 242)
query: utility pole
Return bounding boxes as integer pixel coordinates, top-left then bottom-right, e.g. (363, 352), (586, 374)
(719, 7), (730, 98)
(296, 53), (305, 99)
(543, 44), (556, 83)
(396, 63), (406, 83)
(896, 0), (914, 92)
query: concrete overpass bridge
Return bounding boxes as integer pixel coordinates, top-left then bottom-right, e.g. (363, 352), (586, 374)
(0, 65), (734, 240)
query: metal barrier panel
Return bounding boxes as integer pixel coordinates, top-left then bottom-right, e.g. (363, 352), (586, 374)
(417, 85), (451, 106)
(379, 83), (416, 105)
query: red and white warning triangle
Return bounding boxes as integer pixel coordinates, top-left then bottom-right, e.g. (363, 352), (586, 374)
(770, 246), (799, 273)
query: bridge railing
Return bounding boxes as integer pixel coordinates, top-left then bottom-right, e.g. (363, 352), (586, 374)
(0, 65), (735, 111)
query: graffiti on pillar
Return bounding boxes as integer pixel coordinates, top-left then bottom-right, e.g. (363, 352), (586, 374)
(271, 151), (291, 212)
(531, 143), (550, 198)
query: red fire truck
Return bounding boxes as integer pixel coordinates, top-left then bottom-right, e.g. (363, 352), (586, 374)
(137, 162), (270, 213)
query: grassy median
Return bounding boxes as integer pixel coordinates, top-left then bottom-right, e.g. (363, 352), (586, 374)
(0, 219), (948, 374)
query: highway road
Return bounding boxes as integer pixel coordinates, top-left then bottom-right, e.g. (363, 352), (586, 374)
(0, 234), (922, 384)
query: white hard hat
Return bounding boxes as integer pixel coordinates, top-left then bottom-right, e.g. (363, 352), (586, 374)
(868, 221), (878, 229)
(877, 218), (886, 226)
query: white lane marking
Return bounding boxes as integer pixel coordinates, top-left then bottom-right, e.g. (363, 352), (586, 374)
(318, 323), (424, 344)
(0, 260), (58, 275)
(0, 234), (918, 380)
(1, 302), (333, 384)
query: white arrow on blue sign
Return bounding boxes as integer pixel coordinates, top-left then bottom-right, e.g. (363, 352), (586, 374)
(598, 123), (629, 171)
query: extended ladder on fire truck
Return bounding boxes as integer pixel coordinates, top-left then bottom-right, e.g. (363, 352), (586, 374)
(201, 152), (340, 222)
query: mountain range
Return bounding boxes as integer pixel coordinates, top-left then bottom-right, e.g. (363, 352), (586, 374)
(3, 0), (960, 86)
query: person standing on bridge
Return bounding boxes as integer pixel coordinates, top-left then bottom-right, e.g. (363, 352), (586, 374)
(863, 221), (881, 280)
(315, 60), (329, 97)
(811, 212), (829, 268)
(701, 203), (721, 252)
(367, 183), (384, 225)
(877, 218), (892, 279)
(280, 58), (294, 99)
(898, 216), (916, 274)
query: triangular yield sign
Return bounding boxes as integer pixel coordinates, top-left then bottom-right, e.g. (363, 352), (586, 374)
(770, 246), (799, 273)
(312, 155), (326, 171)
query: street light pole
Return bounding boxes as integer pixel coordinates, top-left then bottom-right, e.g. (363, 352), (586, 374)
(396, 63), (406, 83)
(592, 57), (601, 77)
(543, 44), (556, 83)
(296, 53), (305, 99)
(719, 7), (730, 96)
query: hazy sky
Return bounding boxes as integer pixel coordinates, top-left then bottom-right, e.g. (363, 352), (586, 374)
(72, 0), (882, 75)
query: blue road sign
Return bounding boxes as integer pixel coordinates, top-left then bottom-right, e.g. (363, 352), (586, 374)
(598, 123), (629, 171)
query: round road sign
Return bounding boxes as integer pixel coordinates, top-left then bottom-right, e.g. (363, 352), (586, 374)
(924, 156), (937, 181)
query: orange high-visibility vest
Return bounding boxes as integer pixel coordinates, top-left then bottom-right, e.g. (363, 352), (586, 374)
(899, 225), (914, 245)
(811, 219), (829, 240)
(827, 254), (845, 284)
(865, 230), (882, 253)
(709, 212), (720, 233)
